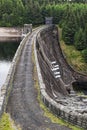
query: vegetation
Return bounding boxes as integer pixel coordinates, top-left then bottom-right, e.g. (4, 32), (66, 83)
(0, 0), (87, 128)
(59, 26), (87, 74)
(60, 4), (87, 63)
(0, 0), (87, 62)
(82, 49), (87, 63)
(60, 40), (87, 73)
(0, 0), (87, 26)
(0, 113), (21, 130)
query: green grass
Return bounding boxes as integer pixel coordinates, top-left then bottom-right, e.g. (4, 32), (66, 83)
(32, 43), (83, 130)
(0, 113), (21, 130)
(58, 27), (87, 74)
(0, 113), (14, 130)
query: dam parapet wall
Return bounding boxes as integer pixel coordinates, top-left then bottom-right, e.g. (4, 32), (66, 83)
(0, 32), (30, 116)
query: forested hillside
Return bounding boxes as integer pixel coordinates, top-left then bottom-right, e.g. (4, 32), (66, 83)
(60, 4), (87, 63)
(0, 0), (87, 62)
(0, 0), (87, 26)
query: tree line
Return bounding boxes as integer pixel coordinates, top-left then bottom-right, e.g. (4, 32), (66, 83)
(0, 0), (87, 62)
(61, 4), (87, 62)
(0, 0), (87, 26)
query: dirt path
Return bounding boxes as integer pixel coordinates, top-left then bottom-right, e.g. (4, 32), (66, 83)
(6, 28), (71, 130)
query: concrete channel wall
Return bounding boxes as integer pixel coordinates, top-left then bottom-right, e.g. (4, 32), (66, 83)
(0, 32), (30, 116)
(34, 25), (87, 129)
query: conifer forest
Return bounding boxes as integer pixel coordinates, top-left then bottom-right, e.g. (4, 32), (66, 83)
(0, 0), (87, 62)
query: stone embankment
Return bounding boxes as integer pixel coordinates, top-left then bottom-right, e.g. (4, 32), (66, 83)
(34, 25), (87, 129)
(0, 31), (29, 116)
(0, 27), (21, 42)
(6, 26), (71, 130)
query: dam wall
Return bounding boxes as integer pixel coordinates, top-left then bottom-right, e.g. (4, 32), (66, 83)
(0, 25), (87, 129)
(0, 32), (30, 116)
(34, 25), (87, 129)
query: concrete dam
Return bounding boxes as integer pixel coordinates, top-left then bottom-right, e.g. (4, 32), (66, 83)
(0, 25), (87, 129)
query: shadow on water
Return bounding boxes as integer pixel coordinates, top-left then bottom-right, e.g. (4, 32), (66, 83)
(0, 42), (19, 88)
(72, 81), (87, 95)
(0, 42), (19, 61)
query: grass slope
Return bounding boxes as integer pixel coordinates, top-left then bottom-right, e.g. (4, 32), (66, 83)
(0, 113), (21, 130)
(58, 27), (87, 74)
(0, 113), (14, 130)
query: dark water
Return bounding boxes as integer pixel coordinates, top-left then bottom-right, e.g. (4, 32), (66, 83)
(73, 82), (87, 95)
(0, 42), (19, 88)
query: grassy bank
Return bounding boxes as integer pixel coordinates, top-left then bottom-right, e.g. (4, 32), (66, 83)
(58, 27), (87, 74)
(0, 113), (21, 130)
(0, 113), (14, 130)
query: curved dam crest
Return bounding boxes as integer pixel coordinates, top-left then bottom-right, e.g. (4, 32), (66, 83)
(0, 25), (87, 129)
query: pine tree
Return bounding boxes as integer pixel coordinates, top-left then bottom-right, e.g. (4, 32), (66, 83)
(74, 28), (86, 50)
(82, 49), (87, 63)
(84, 24), (87, 45)
(62, 6), (78, 45)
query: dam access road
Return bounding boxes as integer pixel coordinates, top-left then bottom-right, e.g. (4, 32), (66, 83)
(6, 27), (71, 130)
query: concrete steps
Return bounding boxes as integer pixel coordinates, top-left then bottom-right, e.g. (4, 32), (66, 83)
(51, 61), (61, 79)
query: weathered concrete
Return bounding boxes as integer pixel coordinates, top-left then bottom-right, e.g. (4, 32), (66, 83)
(23, 24), (32, 34)
(6, 26), (71, 130)
(45, 17), (53, 25)
(0, 30), (30, 116)
(35, 25), (87, 129)
(0, 25), (87, 129)
(0, 25), (34, 115)
(22, 24), (32, 39)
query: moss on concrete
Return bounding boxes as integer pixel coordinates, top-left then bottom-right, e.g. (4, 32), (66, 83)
(0, 113), (21, 130)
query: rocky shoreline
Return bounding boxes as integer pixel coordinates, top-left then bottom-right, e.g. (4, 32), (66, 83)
(0, 27), (22, 42)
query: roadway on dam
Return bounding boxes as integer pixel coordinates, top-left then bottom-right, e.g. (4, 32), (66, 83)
(6, 28), (71, 130)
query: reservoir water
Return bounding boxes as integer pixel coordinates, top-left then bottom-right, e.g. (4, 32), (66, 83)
(0, 42), (19, 88)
